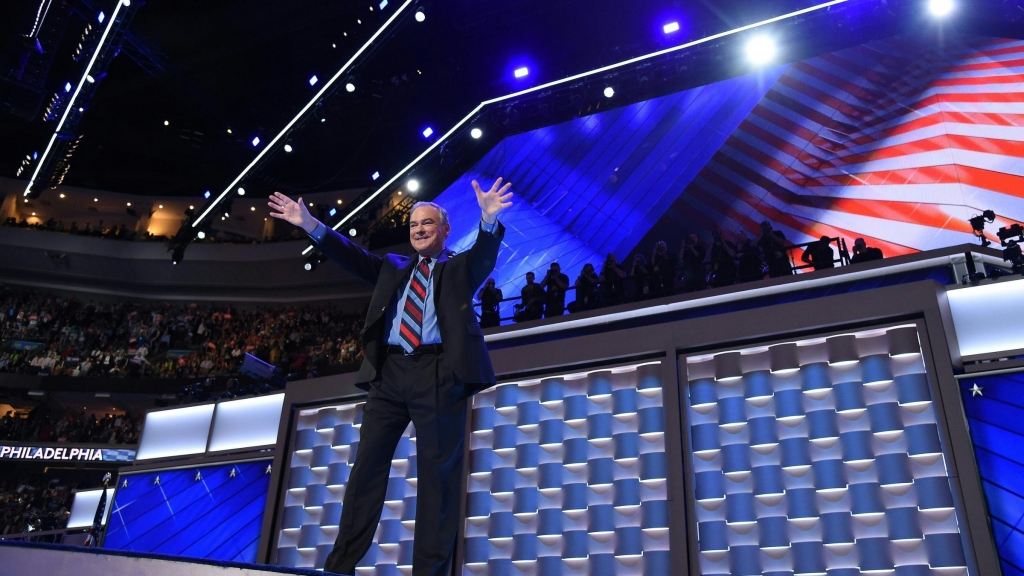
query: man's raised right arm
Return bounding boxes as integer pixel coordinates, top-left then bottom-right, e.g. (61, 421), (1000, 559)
(268, 191), (383, 284)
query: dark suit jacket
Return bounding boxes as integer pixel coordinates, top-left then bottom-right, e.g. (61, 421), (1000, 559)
(313, 222), (504, 395)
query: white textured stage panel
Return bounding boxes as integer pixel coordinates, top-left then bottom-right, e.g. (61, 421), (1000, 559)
(946, 278), (1024, 358)
(67, 488), (114, 528)
(463, 361), (670, 575)
(136, 404), (215, 460)
(0, 542), (321, 576)
(209, 394), (286, 452)
(685, 325), (969, 576)
(276, 401), (418, 573)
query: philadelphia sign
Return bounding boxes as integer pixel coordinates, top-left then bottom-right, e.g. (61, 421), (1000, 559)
(0, 445), (136, 462)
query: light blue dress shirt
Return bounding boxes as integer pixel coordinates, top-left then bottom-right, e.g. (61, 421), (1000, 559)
(310, 218), (499, 347)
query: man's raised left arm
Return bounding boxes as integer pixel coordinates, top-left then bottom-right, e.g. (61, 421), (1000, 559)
(466, 178), (513, 287)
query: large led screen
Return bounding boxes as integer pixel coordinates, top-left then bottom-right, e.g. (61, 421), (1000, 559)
(103, 459), (271, 562)
(959, 371), (1024, 576)
(433, 35), (1024, 312)
(684, 325), (970, 575)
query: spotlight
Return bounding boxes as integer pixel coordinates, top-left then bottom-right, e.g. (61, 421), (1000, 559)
(663, 22), (680, 34)
(60, 193), (65, 199)
(237, 187), (245, 196)
(226, 128), (232, 134)
(197, 231), (206, 239)
(203, 191), (211, 199)
(603, 86), (615, 98)
(93, 198), (98, 202)
(65, 82), (72, 92)
(407, 179), (420, 192)
(345, 82), (356, 92)
(158, 204), (163, 209)
(514, 67), (529, 79)
(309, 75), (318, 86)
(189, 205), (194, 210)
(348, 228), (358, 237)
(337, 199), (343, 204)
(745, 35), (776, 66)
(379, 0), (388, 9)
(163, 120), (169, 126)
(98, 11), (105, 23)
(329, 208), (337, 217)
(422, 127), (434, 138)
(929, 0), (954, 17)
(126, 202), (131, 206)
(250, 206), (256, 211)
(86, 75), (95, 83)
(251, 136), (260, 147)
(414, 10), (425, 22)
(283, 144), (293, 153)
(470, 128), (483, 139)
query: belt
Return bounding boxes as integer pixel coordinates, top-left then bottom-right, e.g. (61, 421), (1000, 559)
(387, 343), (444, 356)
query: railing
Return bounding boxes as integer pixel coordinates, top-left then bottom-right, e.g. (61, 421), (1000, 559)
(475, 237), (853, 325)
(0, 527), (88, 544)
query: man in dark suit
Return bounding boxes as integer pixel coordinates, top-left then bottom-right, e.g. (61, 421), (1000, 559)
(268, 178), (513, 576)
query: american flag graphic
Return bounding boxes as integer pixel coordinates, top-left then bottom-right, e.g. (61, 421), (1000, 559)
(665, 34), (1024, 256)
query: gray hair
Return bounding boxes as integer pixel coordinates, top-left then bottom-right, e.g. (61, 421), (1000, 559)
(410, 201), (449, 226)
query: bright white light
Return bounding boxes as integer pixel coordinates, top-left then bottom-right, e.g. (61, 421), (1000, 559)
(929, 0), (954, 16)
(158, 204), (163, 209)
(197, 231), (206, 239)
(163, 120), (169, 126)
(603, 86), (615, 98)
(348, 228), (358, 237)
(86, 75), (95, 83)
(226, 128), (232, 134)
(122, 0), (130, 6)
(379, 0), (388, 8)
(309, 75), (318, 86)
(470, 128), (483, 139)
(283, 144), (293, 153)
(59, 194), (65, 199)
(337, 199), (343, 204)
(251, 136), (260, 147)
(422, 127), (434, 138)
(98, 11), (105, 23)
(372, 171), (380, 180)
(407, 179), (420, 192)
(663, 22), (680, 34)
(126, 202), (131, 206)
(345, 82), (356, 93)
(414, 10), (425, 22)
(514, 67), (529, 79)
(237, 187), (245, 195)
(250, 206), (256, 211)
(65, 82), (71, 92)
(745, 35), (776, 66)
(93, 198), (98, 202)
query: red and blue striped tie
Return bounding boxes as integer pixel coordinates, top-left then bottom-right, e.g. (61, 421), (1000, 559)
(399, 258), (431, 353)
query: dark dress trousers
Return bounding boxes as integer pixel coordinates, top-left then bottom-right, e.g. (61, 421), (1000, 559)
(311, 222), (504, 576)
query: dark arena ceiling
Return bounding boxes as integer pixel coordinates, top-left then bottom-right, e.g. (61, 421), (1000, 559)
(1, 0), (1022, 213)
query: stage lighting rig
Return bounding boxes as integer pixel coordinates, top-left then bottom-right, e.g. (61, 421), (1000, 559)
(997, 223), (1024, 274)
(968, 209), (996, 247)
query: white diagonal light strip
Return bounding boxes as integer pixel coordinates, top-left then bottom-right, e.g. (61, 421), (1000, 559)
(303, 0), (851, 255)
(23, 0), (129, 197)
(194, 0), (415, 226)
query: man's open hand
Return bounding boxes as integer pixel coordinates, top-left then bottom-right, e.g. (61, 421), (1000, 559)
(268, 192), (318, 233)
(473, 177), (513, 225)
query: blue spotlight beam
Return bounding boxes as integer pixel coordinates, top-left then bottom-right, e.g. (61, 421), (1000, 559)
(193, 0), (415, 227)
(23, 0), (132, 197)
(302, 0), (850, 255)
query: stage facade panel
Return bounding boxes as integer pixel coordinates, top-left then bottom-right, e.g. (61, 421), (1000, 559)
(103, 459), (272, 562)
(684, 325), (969, 575)
(275, 401), (418, 573)
(462, 361), (670, 575)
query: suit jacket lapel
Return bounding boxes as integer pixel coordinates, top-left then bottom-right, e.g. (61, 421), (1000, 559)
(431, 248), (454, 307)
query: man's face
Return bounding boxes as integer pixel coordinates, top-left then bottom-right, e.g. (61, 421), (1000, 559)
(408, 206), (450, 257)
(526, 273), (535, 283)
(551, 264), (560, 274)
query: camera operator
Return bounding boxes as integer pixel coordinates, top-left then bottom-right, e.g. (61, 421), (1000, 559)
(476, 278), (503, 329)
(599, 254), (626, 306)
(708, 228), (737, 288)
(755, 221), (793, 278)
(514, 272), (545, 322)
(679, 233), (708, 292)
(649, 240), (676, 297)
(540, 263), (570, 318)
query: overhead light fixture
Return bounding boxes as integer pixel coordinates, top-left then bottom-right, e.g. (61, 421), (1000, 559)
(204, 191), (211, 199)
(372, 171), (380, 180)
(745, 35), (776, 66)
(251, 136), (260, 147)
(98, 11), (105, 23)
(189, 205), (194, 210)
(470, 128), (483, 139)
(928, 0), (954, 17)
(663, 22), (680, 34)
(414, 10), (425, 22)
(283, 144), (293, 153)
(603, 86), (615, 98)
(250, 206), (256, 211)
(126, 202), (131, 206)
(302, 0), (850, 257)
(379, 0), (388, 9)
(226, 128), (232, 134)
(309, 75), (318, 86)
(86, 75), (95, 83)
(93, 198), (98, 202)
(237, 187), (245, 196)
(422, 127), (434, 138)
(197, 231), (206, 239)
(407, 179), (420, 192)
(163, 120), (169, 126)
(65, 82), (72, 93)
(349, 228), (358, 237)
(337, 199), (343, 204)
(514, 67), (529, 79)
(158, 204), (163, 209)
(59, 193), (65, 199)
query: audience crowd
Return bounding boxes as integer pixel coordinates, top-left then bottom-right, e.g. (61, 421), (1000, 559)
(0, 476), (77, 536)
(0, 287), (366, 381)
(477, 222), (885, 326)
(0, 408), (141, 445)
(1, 216), (302, 244)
